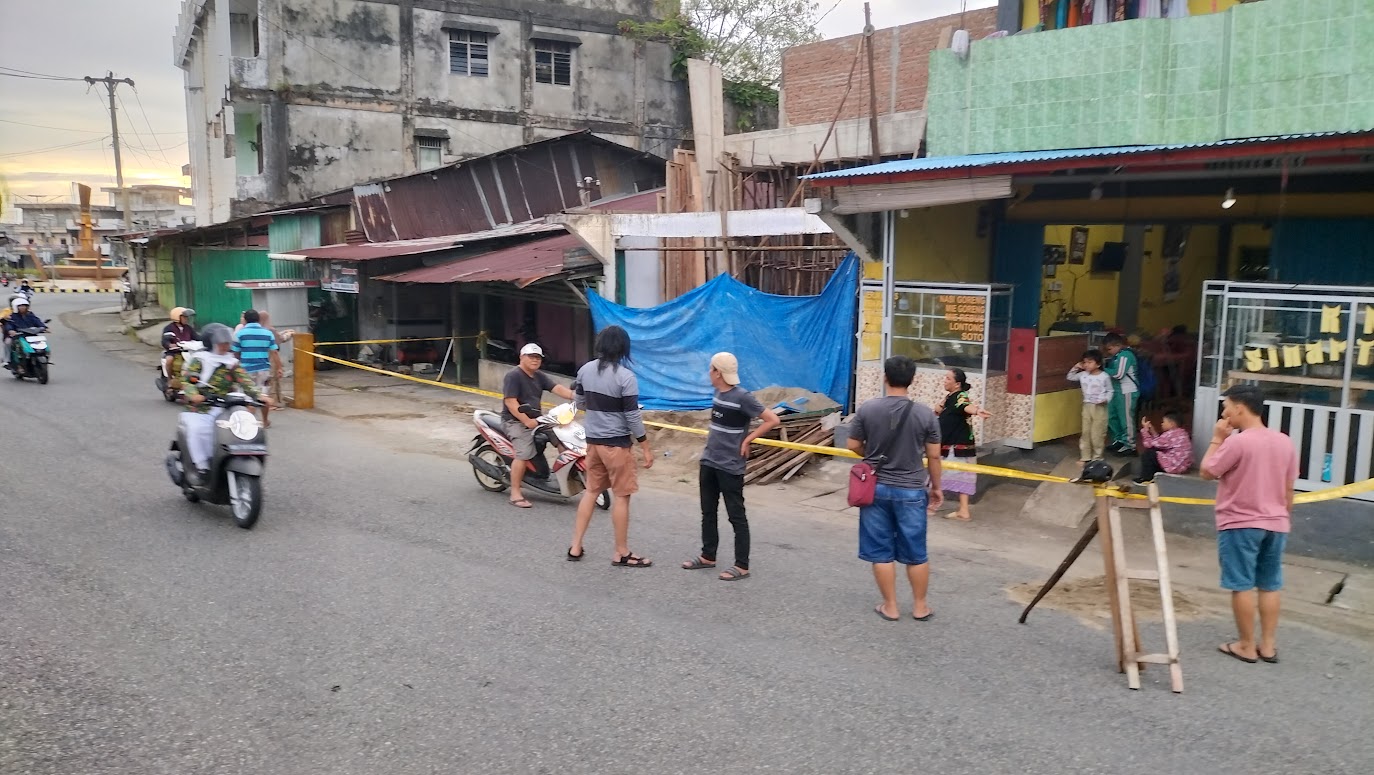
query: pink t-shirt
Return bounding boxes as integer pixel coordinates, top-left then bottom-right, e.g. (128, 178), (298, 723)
(1203, 426), (1298, 532)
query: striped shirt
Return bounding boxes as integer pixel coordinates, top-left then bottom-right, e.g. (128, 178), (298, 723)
(233, 322), (278, 374)
(574, 359), (645, 448)
(702, 387), (765, 475)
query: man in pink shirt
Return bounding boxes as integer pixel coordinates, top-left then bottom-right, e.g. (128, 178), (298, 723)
(1201, 385), (1298, 665)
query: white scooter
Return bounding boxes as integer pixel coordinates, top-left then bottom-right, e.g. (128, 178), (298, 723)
(468, 402), (610, 509)
(156, 338), (204, 402)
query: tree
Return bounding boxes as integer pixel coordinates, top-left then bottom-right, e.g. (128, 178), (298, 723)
(626, 0), (823, 85)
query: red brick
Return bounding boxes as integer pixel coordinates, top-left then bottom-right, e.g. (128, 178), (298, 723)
(781, 8), (999, 126)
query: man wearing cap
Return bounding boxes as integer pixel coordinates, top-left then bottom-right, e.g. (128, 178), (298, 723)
(681, 352), (780, 580)
(503, 343), (576, 508)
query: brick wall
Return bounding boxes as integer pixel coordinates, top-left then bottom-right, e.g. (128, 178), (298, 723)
(780, 8), (1001, 127)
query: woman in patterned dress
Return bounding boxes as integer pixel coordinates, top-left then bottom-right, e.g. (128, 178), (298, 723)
(936, 368), (991, 521)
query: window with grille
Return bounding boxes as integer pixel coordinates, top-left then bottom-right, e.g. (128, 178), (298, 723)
(533, 40), (572, 86)
(416, 136), (444, 171)
(449, 30), (489, 77)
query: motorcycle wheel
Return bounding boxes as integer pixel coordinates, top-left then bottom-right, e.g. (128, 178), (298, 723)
(472, 446), (508, 492)
(34, 361), (47, 385)
(183, 489), (200, 503)
(229, 474), (262, 530)
(596, 490), (611, 511)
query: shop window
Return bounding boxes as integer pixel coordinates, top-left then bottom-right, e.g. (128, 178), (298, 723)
(888, 285), (1012, 375)
(415, 136), (444, 171)
(534, 40), (572, 86)
(449, 30), (489, 77)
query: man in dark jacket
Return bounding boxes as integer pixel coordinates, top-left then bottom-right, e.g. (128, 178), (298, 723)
(3, 296), (45, 369)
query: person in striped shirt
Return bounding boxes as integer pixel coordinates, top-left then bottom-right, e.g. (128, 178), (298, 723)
(232, 309), (280, 428)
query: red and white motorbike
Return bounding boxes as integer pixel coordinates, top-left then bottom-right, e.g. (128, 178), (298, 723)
(468, 402), (610, 509)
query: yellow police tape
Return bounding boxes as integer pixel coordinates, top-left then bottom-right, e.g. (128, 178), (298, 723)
(316, 335), (481, 347)
(301, 348), (1374, 506)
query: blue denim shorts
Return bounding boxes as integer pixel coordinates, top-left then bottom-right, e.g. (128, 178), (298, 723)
(1218, 528), (1288, 592)
(858, 483), (929, 565)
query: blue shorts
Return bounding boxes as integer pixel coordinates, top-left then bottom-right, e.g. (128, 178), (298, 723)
(858, 483), (929, 565)
(1217, 528), (1288, 592)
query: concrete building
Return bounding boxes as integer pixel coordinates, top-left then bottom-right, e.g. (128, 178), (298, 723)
(174, 0), (692, 225)
(0, 185), (194, 267)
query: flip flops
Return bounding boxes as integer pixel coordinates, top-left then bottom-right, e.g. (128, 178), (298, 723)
(681, 556), (716, 570)
(1218, 643), (1258, 663)
(874, 605), (899, 622)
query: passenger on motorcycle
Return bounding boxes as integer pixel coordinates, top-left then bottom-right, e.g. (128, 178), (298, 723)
(502, 343), (576, 509)
(161, 307), (199, 384)
(180, 323), (273, 482)
(3, 297), (44, 370)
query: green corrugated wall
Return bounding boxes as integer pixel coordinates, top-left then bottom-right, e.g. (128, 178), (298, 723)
(153, 244), (176, 310)
(188, 247), (271, 326)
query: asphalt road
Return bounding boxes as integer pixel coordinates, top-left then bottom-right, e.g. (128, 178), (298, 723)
(3, 296), (1372, 775)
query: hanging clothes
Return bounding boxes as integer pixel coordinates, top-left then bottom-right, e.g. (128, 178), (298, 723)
(1057, 0), (1071, 29)
(1113, 0), (1128, 22)
(1068, 0), (1082, 27)
(1040, 0), (1056, 28)
(1092, 0), (1110, 24)
(1165, 0), (1190, 18)
(1139, 0), (1163, 18)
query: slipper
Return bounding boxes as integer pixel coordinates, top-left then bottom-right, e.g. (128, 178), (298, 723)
(943, 513), (971, 521)
(566, 548), (584, 562)
(510, 499), (533, 509)
(681, 556), (717, 570)
(874, 605), (899, 622)
(1218, 643), (1258, 663)
(912, 611), (934, 622)
(612, 553), (652, 568)
(719, 567), (749, 581)
(1258, 649), (1279, 664)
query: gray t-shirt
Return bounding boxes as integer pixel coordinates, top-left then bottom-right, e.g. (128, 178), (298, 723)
(701, 386), (766, 476)
(849, 396), (941, 490)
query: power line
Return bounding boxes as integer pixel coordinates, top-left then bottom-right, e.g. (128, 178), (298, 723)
(0, 65), (85, 82)
(0, 117), (185, 135)
(131, 86), (175, 163)
(0, 135), (111, 159)
(117, 92), (166, 163)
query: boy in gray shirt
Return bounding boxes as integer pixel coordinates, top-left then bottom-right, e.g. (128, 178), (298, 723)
(682, 352), (780, 581)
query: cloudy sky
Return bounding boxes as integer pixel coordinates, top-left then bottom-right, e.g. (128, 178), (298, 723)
(0, 0), (994, 204)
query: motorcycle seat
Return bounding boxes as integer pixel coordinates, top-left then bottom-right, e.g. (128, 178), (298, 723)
(476, 412), (505, 433)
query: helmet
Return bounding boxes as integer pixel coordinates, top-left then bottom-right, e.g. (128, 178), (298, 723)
(1079, 460), (1115, 484)
(161, 331), (179, 348)
(200, 322), (234, 348)
(11, 297), (29, 308)
(170, 307), (195, 321)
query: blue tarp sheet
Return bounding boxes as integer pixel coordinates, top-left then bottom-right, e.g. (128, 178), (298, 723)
(588, 253), (859, 411)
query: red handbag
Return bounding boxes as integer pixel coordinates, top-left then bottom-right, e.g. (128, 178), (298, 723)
(847, 401), (914, 507)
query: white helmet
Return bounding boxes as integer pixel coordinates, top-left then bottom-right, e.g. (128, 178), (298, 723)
(10, 297), (29, 308)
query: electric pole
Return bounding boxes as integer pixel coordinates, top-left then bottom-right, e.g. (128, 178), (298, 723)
(84, 72), (136, 271)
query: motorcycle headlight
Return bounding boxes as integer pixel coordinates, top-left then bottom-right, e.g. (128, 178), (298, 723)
(220, 410), (262, 440)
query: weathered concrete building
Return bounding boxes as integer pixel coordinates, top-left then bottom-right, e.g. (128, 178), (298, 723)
(174, 0), (691, 225)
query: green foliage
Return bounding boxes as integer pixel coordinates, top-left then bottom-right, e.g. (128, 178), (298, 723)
(618, 12), (709, 81)
(620, 0), (821, 86)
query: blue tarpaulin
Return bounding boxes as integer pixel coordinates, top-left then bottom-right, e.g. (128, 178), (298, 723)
(588, 253), (859, 411)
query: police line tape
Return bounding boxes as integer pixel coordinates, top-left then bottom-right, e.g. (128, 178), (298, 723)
(300, 348), (1374, 506)
(316, 335), (482, 347)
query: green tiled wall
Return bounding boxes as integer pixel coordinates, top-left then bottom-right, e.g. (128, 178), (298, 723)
(926, 0), (1374, 156)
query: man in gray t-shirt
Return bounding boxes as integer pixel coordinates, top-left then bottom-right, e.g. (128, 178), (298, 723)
(681, 352), (779, 581)
(846, 355), (944, 622)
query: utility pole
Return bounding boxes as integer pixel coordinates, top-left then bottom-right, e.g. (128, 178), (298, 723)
(85, 72), (135, 281)
(863, 3), (881, 164)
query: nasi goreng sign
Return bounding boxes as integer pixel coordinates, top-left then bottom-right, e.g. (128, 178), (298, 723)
(1243, 304), (1374, 371)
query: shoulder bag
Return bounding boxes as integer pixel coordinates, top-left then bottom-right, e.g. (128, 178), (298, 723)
(848, 400), (915, 508)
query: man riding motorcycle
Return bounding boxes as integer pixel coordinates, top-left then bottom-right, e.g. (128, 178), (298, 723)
(161, 307), (199, 386)
(180, 323), (273, 483)
(3, 296), (45, 371)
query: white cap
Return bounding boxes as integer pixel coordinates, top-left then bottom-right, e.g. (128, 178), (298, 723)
(520, 343), (544, 357)
(710, 352), (740, 386)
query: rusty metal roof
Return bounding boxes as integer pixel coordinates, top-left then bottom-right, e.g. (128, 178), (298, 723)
(373, 233), (598, 287)
(274, 221), (567, 262)
(349, 131), (664, 241)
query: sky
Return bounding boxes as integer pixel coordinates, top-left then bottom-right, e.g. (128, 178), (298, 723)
(0, 0), (996, 205)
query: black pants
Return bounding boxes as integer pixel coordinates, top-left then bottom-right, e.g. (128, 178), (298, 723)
(1138, 448), (1163, 481)
(700, 465), (749, 570)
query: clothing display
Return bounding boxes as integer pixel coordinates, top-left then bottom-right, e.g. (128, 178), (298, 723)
(1165, 0), (1190, 18)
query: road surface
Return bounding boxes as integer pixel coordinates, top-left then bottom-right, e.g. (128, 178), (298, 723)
(3, 296), (1371, 774)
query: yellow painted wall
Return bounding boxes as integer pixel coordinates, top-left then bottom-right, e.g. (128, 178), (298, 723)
(1039, 224), (1125, 333)
(1034, 389), (1084, 442)
(1138, 224), (1218, 335)
(892, 202), (991, 283)
(1020, 0), (1243, 29)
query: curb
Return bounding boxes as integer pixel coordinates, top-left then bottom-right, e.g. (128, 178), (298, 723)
(29, 287), (121, 294)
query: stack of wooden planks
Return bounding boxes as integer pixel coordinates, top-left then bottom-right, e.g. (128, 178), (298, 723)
(744, 409), (839, 486)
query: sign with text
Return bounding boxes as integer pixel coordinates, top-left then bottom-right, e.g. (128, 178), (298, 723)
(1243, 304), (1374, 371)
(321, 261), (359, 294)
(932, 294), (986, 342)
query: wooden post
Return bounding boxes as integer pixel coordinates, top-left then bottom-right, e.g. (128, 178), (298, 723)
(292, 332), (315, 410)
(1096, 495), (1127, 673)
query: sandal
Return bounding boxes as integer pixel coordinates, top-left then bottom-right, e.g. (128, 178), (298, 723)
(719, 567), (749, 581)
(566, 547), (584, 562)
(1218, 642), (1257, 664)
(612, 553), (652, 568)
(1258, 649), (1279, 664)
(682, 556), (716, 570)
(510, 499), (532, 509)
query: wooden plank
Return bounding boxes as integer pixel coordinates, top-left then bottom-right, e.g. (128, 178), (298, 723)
(1147, 483), (1185, 694)
(1108, 500), (1142, 690)
(1096, 496), (1127, 674)
(1125, 570), (1161, 581)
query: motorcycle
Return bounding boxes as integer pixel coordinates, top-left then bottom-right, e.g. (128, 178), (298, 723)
(155, 339), (205, 402)
(7, 321), (52, 384)
(165, 391), (268, 529)
(468, 401), (610, 509)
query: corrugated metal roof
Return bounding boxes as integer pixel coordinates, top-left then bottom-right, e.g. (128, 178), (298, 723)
(804, 131), (1374, 181)
(373, 233), (597, 287)
(278, 221), (567, 262)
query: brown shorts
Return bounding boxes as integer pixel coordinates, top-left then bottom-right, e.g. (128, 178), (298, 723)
(584, 444), (638, 495)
